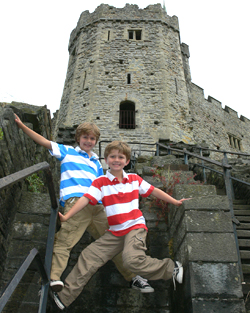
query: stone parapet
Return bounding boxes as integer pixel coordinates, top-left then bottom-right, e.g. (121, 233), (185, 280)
(169, 184), (245, 312)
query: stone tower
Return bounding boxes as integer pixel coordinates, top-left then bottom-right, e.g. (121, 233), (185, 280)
(54, 3), (250, 156)
(54, 3), (194, 148)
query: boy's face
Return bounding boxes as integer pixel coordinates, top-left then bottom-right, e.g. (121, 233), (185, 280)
(105, 149), (130, 172)
(78, 132), (97, 154)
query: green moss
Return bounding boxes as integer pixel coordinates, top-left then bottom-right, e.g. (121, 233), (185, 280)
(0, 128), (3, 140)
(25, 173), (44, 193)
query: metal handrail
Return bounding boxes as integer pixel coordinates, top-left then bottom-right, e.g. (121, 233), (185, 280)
(0, 162), (59, 313)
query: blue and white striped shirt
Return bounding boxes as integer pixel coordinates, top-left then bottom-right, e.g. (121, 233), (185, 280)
(49, 142), (103, 206)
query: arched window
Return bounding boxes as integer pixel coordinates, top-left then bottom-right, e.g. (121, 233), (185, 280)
(119, 101), (135, 129)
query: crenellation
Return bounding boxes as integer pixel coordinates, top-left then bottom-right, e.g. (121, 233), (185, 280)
(224, 105), (239, 118)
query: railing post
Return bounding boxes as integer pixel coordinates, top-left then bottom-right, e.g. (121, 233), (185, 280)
(183, 148), (188, 165)
(222, 155), (243, 282)
(156, 143), (159, 156)
(99, 141), (102, 160)
(200, 148), (206, 183)
(167, 145), (171, 155)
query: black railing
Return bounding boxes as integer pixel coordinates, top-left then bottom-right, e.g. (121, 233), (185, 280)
(0, 162), (59, 313)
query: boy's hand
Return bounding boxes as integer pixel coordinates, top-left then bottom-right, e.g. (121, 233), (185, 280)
(175, 198), (192, 206)
(14, 114), (23, 127)
(58, 212), (67, 222)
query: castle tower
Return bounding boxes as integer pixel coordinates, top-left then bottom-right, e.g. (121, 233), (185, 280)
(54, 3), (194, 147)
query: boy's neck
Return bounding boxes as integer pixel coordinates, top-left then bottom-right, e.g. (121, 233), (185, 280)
(109, 169), (124, 182)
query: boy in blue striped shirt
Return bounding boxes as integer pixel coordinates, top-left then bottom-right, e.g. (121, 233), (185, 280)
(14, 114), (154, 294)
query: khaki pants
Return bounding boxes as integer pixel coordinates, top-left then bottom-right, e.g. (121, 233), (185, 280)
(58, 228), (175, 307)
(50, 197), (134, 282)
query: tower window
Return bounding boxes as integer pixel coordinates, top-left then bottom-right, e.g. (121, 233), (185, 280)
(228, 133), (242, 150)
(128, 30), (142, 40)
(127, 74), (131, 84)
(119, 101), (136, 129)
(107, 30), (110, 41)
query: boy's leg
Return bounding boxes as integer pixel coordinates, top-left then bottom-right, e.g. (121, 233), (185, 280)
(122, 228), (175, 281)
(87, 205), (134, 281)
(50, 199), (94, 281)
(58, 231), (123, 307)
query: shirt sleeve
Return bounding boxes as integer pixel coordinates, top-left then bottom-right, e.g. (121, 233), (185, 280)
(84, 178), (103, 204)
(49, 142), (69, 161)
(137, 175), (155, 197)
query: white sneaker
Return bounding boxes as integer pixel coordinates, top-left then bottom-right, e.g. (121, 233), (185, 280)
(49, 290), (65, 310)
(131, 275), (154, 293)
(172, 261), (183, 290)
(50, 280), (64, 292)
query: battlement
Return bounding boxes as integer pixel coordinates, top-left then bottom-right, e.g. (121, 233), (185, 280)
(69, 3), (179, 50)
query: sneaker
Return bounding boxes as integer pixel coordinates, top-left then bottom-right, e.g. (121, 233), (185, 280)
(50, 280), (64, 292)
(172, 261), (183, 290)
(49, 290), (65, 310)
(131, 275), (154, 293)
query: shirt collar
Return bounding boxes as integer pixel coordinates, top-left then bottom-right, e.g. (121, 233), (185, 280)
(75, 146), (99, 160)
(106, 170), (129, 182)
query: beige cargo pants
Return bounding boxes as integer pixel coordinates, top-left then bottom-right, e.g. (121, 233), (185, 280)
(50, 197), (134, 282)
(58, 228), (175, 307)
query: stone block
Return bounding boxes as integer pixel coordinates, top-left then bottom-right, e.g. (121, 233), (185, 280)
(173, 184), (217, 199)
(170, 209), (233, 252)
(188, 262), (243, 298)
(185, 210), (233, 232)
(177, 232), (238, 263)
(169, 195), (230, 238)
(191, 299), (246, 313)
(18, 191), (51, 215)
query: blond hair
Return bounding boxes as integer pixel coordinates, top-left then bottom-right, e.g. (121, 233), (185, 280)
(75, 122), (100, 143)
(104, 141), (131, 160)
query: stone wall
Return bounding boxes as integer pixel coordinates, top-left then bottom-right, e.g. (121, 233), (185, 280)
(0, 103), (58, 287)
(188, 83), (250, 158)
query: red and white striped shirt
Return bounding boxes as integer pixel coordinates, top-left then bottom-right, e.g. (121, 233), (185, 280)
(84, 170), (154, 236)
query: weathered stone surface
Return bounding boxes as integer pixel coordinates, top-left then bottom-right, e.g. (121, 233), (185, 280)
(178, 232), (238, 263)
(188, 262), (243, 298)
(190, 299), (245, 313)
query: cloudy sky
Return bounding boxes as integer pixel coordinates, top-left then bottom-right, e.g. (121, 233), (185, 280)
(1, 0), (249, 119)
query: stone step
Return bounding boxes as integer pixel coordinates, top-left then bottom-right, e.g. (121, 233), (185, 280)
(236, 216), (250, 222)
(234, 209), (250, 216)
(234, 204), (250, 211)
(234, 199), (248, 205)
(238, 239), (250, 247)
(240, 250), (250, 259)
(237, 230), (250, 238)
(242, 264), (250, 274)
(237, 223), (250, 230)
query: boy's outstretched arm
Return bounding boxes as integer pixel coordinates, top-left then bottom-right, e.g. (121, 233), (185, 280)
(151, 187), (191, 206)
(59, 196), (90, 222)
(14, 114), (52, 150)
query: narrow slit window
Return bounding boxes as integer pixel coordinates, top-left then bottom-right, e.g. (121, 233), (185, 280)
(108, 30), (110, 41)
(175, 78), (178, 94)
(127, 74), (131, 84)
(83, 71), (87, 89)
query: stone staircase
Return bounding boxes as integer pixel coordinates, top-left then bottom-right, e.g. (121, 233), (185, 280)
(234, 200), (250, 309)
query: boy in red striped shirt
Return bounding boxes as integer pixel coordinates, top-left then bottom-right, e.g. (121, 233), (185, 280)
(51, 141), (189, 310)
